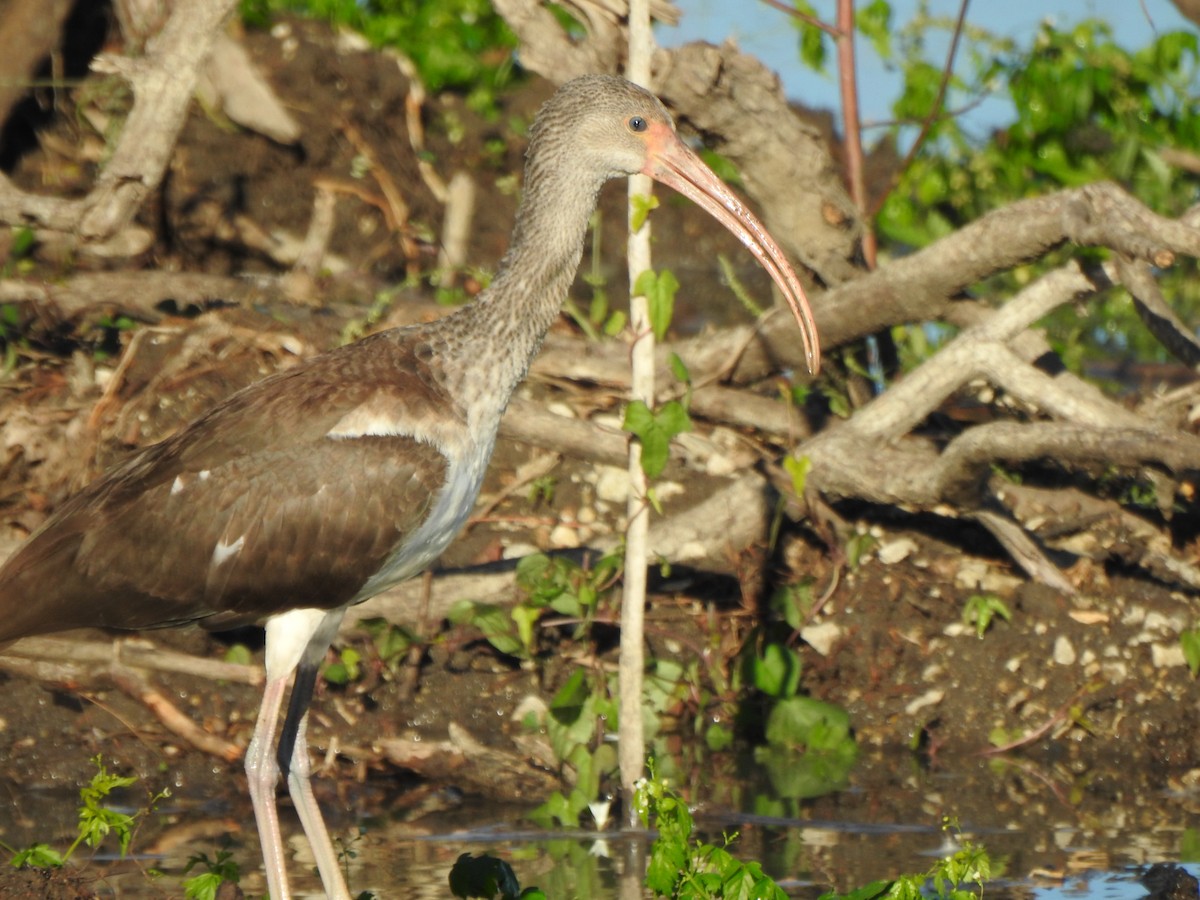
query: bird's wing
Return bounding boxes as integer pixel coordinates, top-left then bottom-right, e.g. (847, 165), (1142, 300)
(0, 433), (448, 638)
(0, 331), (467, 640)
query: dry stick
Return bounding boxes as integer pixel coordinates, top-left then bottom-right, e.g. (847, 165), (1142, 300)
(0, 635), (262, 684)
(337, 114), (421, 272)
(397, 570), (433, 701)
(835, 0), (875, 267)
(110, 664), (243, 762)
(980, 683), (1100, 756)
(620, 0), (654, 830)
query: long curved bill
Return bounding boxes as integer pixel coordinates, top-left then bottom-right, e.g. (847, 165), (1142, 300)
(641, 121), (820, 376)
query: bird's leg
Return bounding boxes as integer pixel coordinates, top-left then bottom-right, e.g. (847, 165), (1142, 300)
(279, 660), (352, 900)
(245, 673), (292, 900)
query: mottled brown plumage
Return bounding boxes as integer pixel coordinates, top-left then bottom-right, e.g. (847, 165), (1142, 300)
(0, 75), (819, 900)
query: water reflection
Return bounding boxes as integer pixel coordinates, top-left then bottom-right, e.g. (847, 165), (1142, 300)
(1, 749), (1197, 897)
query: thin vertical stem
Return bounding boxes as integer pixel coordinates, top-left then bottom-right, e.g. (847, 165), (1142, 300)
(620, 0), (653, 829)
(836, 0), (875, 268)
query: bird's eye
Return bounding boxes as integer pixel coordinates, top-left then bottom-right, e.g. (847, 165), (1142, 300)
(628, 116), (647, 133)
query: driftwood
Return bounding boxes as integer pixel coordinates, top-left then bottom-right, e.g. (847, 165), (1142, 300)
(0, 0), (240, 254)
(0, 271), (259, 323)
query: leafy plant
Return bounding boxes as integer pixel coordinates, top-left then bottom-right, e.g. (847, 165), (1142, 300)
(962, 594), (1012, 638)
(529, 667), (620, 828)
(636, 772), (788, 899)
(450, 550), (621, 664)
(4, 756), (169, 869)
(241, 0), (517, 111)
(323, 645), (363, 684)
(624, 399), (692, 480)
(357, 616), (420, 675)
(739, 630), (858, 801)
(820, 818), (1000, 900)
(183, 847), (240, 900)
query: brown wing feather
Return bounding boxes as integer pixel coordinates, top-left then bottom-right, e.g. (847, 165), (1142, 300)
(0, 435), (447, 640)
(0, 329), (460, 641)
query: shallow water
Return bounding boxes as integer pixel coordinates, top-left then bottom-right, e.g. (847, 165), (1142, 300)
(7, 747), (1195, 898)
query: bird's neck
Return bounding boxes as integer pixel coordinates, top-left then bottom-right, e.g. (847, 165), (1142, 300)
(437, 161), (604, 420)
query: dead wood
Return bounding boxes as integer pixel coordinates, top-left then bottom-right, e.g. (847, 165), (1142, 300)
(789, 258), (1200, 590)
(0, 0), (239, 252)
(0, 271), (259, 324)
(196, 32), (301, 145)
(378, 724), (560, 802)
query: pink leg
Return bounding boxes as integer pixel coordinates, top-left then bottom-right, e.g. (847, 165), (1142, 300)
(245, 675), (292, 900)
(286, 710), (352, 899)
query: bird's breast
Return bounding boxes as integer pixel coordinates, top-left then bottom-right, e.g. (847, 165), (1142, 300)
(350, 426), (496, 603)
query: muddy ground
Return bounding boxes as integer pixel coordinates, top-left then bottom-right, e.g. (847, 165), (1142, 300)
(0, 14), (1198, 898)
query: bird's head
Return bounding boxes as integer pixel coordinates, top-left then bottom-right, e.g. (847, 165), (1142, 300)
(527, 75), (820, 374)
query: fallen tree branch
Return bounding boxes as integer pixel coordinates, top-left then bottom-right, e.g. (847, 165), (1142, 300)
(0, 0), (238, 250)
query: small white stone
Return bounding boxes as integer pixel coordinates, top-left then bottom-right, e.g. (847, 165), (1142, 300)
(594, 466), (630, 504)
(502, 542), (541, 560)
(1143, 611), (1172, 634)
(1102, 660), (1129, 682)
(1053, 636), (1077, 666)
(800, 622), (843, 657)
(905, 689), (944, 715)
(549, 525), (581, 549)
(1152, 642), (1187, 668)
(877, 537), (919, 565)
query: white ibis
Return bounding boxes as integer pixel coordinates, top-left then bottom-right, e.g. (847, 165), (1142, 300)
(0, 75), (819, 899)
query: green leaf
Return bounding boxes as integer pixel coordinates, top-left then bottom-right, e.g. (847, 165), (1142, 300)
(790, 0), (827, 71)
(510, 604), (541, 655)
(764, 696), (852, 751)
(745, 641), (802, 698)
(855, 0), (893, 60)
(549, 668), (589, 726)
(668, 351), (691, 386)
(630, 193), (660, 233)
(448, 600), (524, 658)
(183, 872), (224, 900)
(782, 454), (812, 497)
(222, 643), (253, 666)
(323, 647), (361, 685)
(623, 399), (692, 479)
(10, 843), (64, 868)
(1181, 629), (1200, 676)
(705, 722), (734, 751)
(633, 268), (681, 342)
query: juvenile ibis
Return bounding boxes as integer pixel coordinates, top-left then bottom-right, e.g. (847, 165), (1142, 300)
(0, 75), (819, 899)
